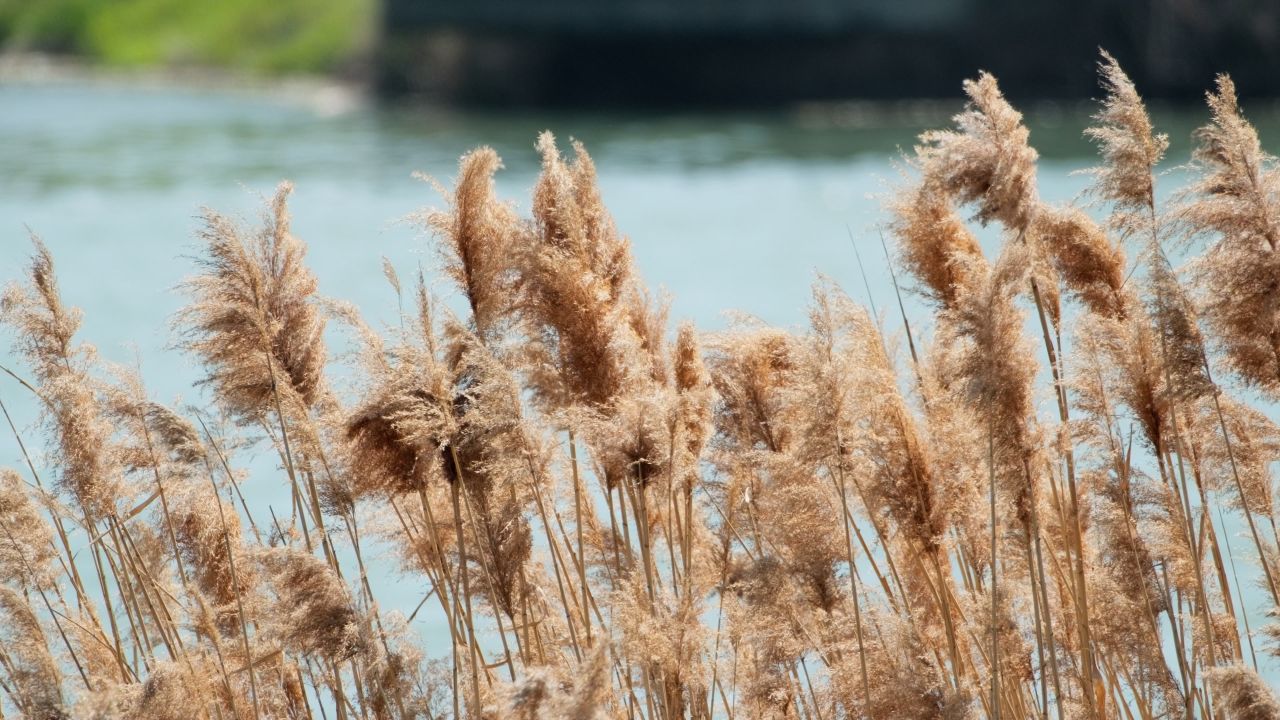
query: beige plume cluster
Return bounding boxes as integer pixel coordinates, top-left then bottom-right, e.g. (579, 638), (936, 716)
(4, 53), (1280, 720)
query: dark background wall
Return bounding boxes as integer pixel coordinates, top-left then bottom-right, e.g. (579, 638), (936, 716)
(377, 0), (1280, 106)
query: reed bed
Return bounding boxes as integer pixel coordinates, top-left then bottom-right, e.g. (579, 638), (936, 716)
(4, 53), (1280, 719)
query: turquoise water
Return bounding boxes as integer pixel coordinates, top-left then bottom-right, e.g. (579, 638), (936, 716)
(0, 84), (1128, 396)
(3, 80), (1279, 695)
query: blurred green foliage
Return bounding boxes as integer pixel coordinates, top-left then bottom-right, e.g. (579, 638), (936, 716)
(0, 0), (374, 73)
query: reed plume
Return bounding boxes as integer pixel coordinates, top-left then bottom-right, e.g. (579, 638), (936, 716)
(918, 72), (1038, 232)
(1181, 75), (1280, 397)
(423, 146), (522, 343)
(179, 181), (327, 419)
(936, 246), (1038, 489)
(129, 660), (214, 720)
(889, 179), (985, 309)
(498, 643), (608, 720)
(172, 480), (252, 628)
(8, 58), (1280, 720)
(1032, 206), (1127, 321)
(520, 131), (647, 411)
(343, 294), (456, 497)
(0, 468), (58, 590)
(0, 585), (64, 719)
(673, 321), (713, 484)
(1085, 50), (1168, 238)
(1208, 664), (1280, 720)
(256, 545), (364, 659)
(443, 330), (537, 620)
(1, 237), (122, 516)
(803, 280), (950, 553)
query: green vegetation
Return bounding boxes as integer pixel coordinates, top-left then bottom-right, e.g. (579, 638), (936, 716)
(0, 0), (374, 74)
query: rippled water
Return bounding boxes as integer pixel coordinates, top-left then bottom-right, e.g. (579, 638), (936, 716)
(3, 80), (1279, 683)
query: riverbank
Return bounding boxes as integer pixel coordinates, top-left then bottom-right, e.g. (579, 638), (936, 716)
(0, 0), (372, 74)
(0, 51), (366, 115)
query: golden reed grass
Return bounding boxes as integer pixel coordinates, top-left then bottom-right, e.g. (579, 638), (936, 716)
(4, 52), (1280, 719)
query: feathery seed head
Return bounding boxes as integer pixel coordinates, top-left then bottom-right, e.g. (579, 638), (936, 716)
(1181, 76), (1280, 396)
(1032, 204), (1128, 320)
(179, 182), (328, 420)
(426, 146), (522, 341)
(1086, 51), (1167, 223)
(256, 545), (366, 660)
(0, 585), (63, 719)
(522, 132), (649, 409)
(889, 180), (986, 309)
(0, 469), (58, 591)
(1208, 664), (1280, 720)
(919, 72), (1039, 231)
(172, 483), (253, 630)
(1, 236), (82, 380)
(1, 239), (120, 516)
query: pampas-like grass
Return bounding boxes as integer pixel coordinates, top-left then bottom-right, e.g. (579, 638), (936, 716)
(1181, 76), (1280, 398)
(423, 147), (522, 343)
(179, 181), (327, 419)
(1209, 665), (1280, 720)
(0, 468), (58, 590)
(889, 179), (985, 309)
(0, 585), (64, 718)
(9, 52), (1280, 720)
(2, 238), (122, 517)
(255, 545), (365, 660)
(172, 481), (252, 626)
(918, 72), (1039, 232)
(1086, 51), (1169, 239)
(1032, 206), (1127, 321)
(497, 643), (609, 720)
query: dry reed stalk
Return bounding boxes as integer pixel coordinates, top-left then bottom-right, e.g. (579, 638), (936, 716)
(1176, 76), (1280, 611)
(1062, 53), (1228, 713)
(9, 59), (1280, 720)
(2, 239), (154, 690)
(929, 70), (1115, 707)
(1079, 55), (1280, 712)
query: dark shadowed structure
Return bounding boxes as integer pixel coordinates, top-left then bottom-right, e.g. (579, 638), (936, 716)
(378, 0), (1280, 107)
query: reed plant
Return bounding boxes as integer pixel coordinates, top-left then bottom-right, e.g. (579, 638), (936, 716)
(4, 53), (1280, 719)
